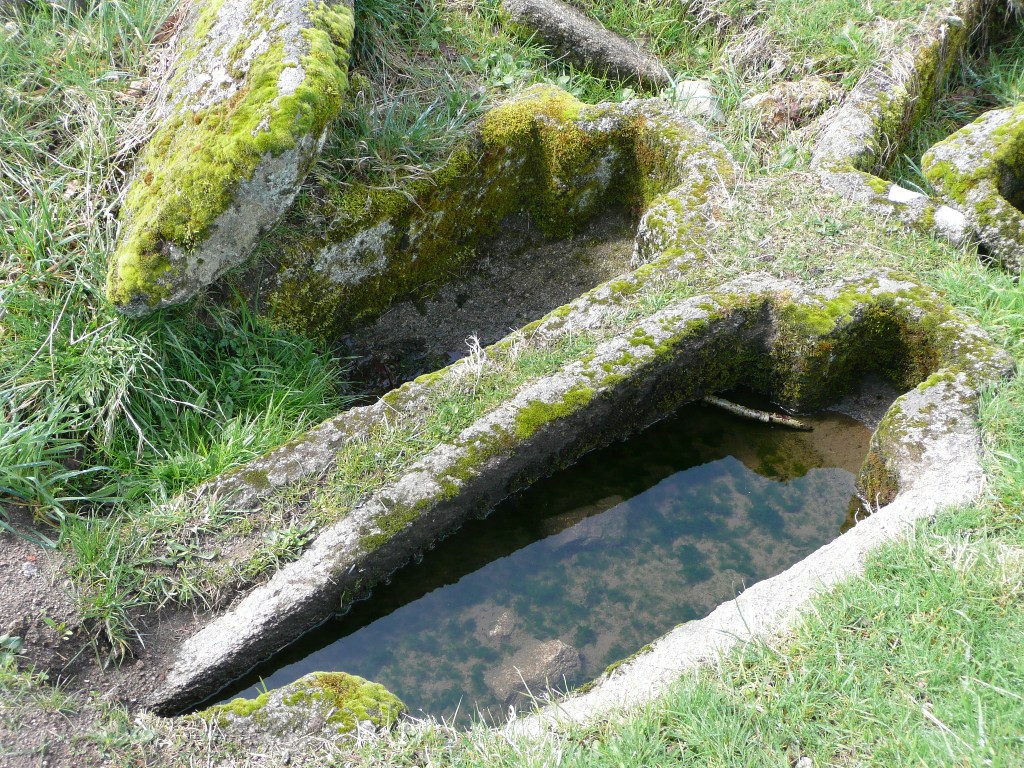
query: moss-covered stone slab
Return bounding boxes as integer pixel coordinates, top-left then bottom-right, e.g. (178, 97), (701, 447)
(923, 103), (1024, 271)
(811, 0), (988, 175)
(107, 0), (354, 316)
(810, 0), (990, 248)
(245, 83), (736, 340)
(193, 671), (404, 755)
(147, 270), (1009, 713)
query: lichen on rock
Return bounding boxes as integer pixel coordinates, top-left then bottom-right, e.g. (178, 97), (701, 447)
(196, 671), (405, 752)
(107, 0), (355, 316)
(923, 102), (1024, 271)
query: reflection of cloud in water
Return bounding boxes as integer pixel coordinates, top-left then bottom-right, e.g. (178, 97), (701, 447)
(219, 402), (870, 723)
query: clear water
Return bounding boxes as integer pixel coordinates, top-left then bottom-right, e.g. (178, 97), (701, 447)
(213, 399), (872, 722)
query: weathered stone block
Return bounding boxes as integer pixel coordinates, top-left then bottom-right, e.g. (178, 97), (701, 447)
(107, 0), (354, 316)
(923, 103), (1024, 271)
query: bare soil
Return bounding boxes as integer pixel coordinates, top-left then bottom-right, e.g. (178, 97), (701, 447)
(341, 208), (636, 393)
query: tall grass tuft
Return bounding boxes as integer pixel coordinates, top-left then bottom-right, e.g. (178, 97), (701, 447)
(0, 1), (348, 544)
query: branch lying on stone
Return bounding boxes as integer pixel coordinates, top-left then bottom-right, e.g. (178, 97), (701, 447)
(702, 395), (813, 431)
(502, 0), (671, 87)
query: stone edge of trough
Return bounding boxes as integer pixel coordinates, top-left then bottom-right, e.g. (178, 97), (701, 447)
(810, 0), (996, 246)
(147, 268), (1012, 714)
(512, 361), (1008, 736)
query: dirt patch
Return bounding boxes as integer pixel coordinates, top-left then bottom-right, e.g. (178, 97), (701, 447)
(0, 508), (84, 678)
(340, 209), (636, 392)
(0, 507), (208, 766)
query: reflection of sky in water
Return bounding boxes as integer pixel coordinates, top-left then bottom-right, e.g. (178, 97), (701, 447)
(224, 449), (856, 720)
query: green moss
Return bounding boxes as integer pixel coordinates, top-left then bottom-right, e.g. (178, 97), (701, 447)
(281, 672), (405, 732)
(919, 370), (956, 389)
(858, 426), (902, 507)
(513, 385), (596, 440)
(480, 84), (582, 148)
(108, 1), (355, 309)
(201, 691), (271, 728)
(599, 372), (627, 388)
(606, 279), (639, 297)
(361, 497), (431, 552)
(202, 672), (405, 735)
(865, 173), (891, 195)
(603, 643), (654, 676)
(240, 469), (271, 491)
(924, 103), (1024, 207)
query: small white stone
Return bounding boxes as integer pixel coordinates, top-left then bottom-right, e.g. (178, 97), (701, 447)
(887, 184), (925, 204)
(659, 80), (725, 123)
(934, 205), (968, 242)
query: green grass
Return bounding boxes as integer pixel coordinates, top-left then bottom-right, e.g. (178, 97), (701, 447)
(0, 2), (349, 541)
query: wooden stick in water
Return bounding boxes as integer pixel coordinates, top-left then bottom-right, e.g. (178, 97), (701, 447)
(702, 395), (813, 431)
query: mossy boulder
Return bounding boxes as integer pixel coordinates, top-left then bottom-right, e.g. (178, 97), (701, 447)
(197, 671), (405, 751)
(923, 103), (1024, 272)
(248, 83), (735, 341)
(107, 0), (355, 316)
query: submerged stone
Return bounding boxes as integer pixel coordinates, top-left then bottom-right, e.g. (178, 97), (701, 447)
(923, 103), (1024, 272)
(107, 0), (354, 316)
(485, 639), (581, 708)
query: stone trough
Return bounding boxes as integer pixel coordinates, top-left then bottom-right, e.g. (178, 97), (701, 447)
(233, 83), (737, 340)
(148, 260), (1009, 728)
